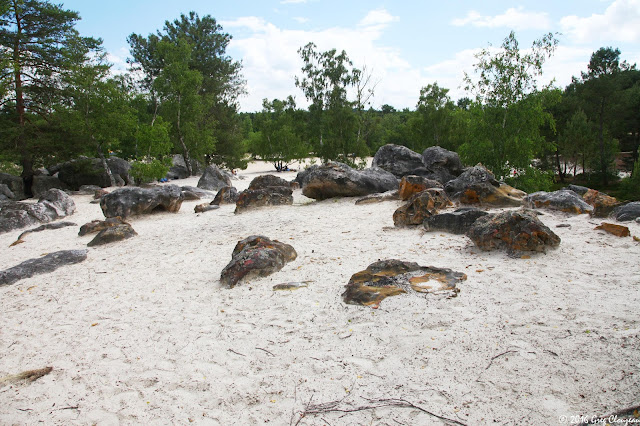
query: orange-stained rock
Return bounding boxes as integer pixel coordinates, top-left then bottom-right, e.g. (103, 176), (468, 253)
(459, 183), (525, 207)
(595, 222), (630, 237)
(342, 259), (466, 308)
(583, 189), (621, 218)
(398, 175), (443, 201)
(393, 188), (452, 226)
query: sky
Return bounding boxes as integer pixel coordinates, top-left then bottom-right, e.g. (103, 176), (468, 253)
(60, 0), (640, 112)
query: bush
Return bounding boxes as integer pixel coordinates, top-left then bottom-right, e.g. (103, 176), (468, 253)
(617, 161), (640, 201)
(504, 166), (554, 193)
(130, 158), (171, 185)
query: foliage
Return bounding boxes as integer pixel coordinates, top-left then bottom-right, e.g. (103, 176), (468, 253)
(617, 161), (640, 201)
(130, 158), (172, 184)
(504, 166), (554, 193)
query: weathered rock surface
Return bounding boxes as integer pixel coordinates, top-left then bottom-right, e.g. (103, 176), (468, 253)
(0, 183), (15, 201)
(421, 146), (464, 184)
(0, 189), (76, 234)
(300, 162), (398, 200)
(79, 217), (130, 236)
(371, 144), (427, 178)
(166, 154), (204, 180)
(525, 190), (593, 214)
(0, 249), (88, 286)
(197, 165), (232, 191)
(100, 185), (184, 218)
(398, 175), (443, 201)
(220, 235), (297, 288)
(582, 189), (621, 218)
(342, 259), (466, 307)
(467, 210), (561, 253)
(211, 186), (239, 206)
(423, 208), (489, 234)
(87, 224), (137, 247)
(0, 173), (25, 200)
(595, 222), (630, 237)
(445, 164), (498, 196)
(393, 188), (452, 226)
(31, 175), (69, 198)
(613, 202), (640, 222)
(444, 165), (525, 207)
(235, 176), (293, 213)
(181, 186), (213, 200)
(566, 184), (589, 196)
(355, 190), (399, 205)
(55, 157), (132, 190)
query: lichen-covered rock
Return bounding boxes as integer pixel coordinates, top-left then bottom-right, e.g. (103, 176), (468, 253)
(423, 208), (489, 234)
(393, 188), (452, 226)
(300, 162), (398, 200)
(398, 175), (443, 201)
(79, 217), (129, 236)
(87, 224), (137, 247)
(595, 222), (630, 237)
(612, 202), (640, 222)
(342, 259), (466, 307)
(445, 164), (499, 196)
(371, 144), (427, 178)
(211, 186), (239, 206)
(421, 146), (464, 184)
(459, 182), (525, 207)
(100, 185), (184, 218)
(197, 165), (232, 191)
(525, 190), (593, 214)
(355, 190), (399, 205)
(0, 189), (76, 234)
(582, 189), (621, 218)
(0, 250), (88, 286)
(220, 235), (297, 288)
(466, 210), (561, 253)
(235, 176), (293, 214)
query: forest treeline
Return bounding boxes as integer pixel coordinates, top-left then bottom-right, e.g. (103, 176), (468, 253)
(1, 2), (639, 198)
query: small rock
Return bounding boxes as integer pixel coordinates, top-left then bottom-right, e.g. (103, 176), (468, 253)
(194, 203), (220, 213)
(594, 222), (630, 237)
(393, 188), (452, 227)
(355, 190), (399, 205)
(87, 224), (137, 247)
(79, 217), (129, 236)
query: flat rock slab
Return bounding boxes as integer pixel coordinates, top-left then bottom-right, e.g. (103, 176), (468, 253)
(220, 235), (297, 288)
(0, 249), (88, 286)
(525, 190), (593, 214)
(595, 222), (630, 237)
(355, 190), (399, 205)
(342, 259), (466, 308)
(100, 185), (184, 218)
(467, 210), (561, 253)
(87, 224), (137, 247)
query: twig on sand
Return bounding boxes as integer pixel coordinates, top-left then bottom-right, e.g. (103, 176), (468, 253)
(227, 349), (246, 357)
(256, 347), (275, 357)
(0, 367), (53, 385)
(485, 350), (517, 370)
(292, 395), (466, 426)
(577, 404), (640, 425)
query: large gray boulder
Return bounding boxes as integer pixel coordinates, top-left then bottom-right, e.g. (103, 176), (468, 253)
(423, 208), (489, 234)
(235, 175), (293, 214)
(613, 202), (640, 222)
(197, 164), (232, 191)
(525, 190), (593, 214)
(56, 157), (132, 190)
(421, 146), (464, 184)
(0, 189), (76, 234)
(100, 185), (184, 218)
(32, 175), (69, 198)
(299, 162), (398, 200)
(0, 250), (88, 286)
(0, 183), (15, 201)
(371, 144), (427, 178)
(0, 172), (25, 200)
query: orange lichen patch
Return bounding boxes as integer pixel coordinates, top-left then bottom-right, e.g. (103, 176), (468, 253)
(583, 189), (621, 217)
(595, 222), (630, 237)
(460, 189), (480, 204)
(359, 285), (407, 306)
(399, 181), (428, 201)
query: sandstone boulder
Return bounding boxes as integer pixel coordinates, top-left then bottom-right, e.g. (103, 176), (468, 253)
(0, 250), (88, 286)
(197, 164), (232, 191)
(0, 183), (15, 201)
(594, 222), (630, 237)
(31, 175), (69, 198)
(0, 189), (76, 234)
(342, 259), (466, 308)
(525, 190), (593, 214)
(371, 144), (427, 178)
(355, 190), (399, 205)
(612, 202), (640, 222)
(582, 189), (621, 218)
(398, 175), (443, 201)
(100, 185), (184, 218)
(467, 210), (561, 253)
(235, 176), (293, 214)
(79, 217), (130, 236)
(87, 224), (138, 247)
(393, 188), (452, 227)
(0, 172), (25, 200)
(220, 235), (297, 288)
(211, 186), (239, 206)
(444, 164), (525, 207)
(56, 157), (132, 190)
(566, 184), (590, 196)
(194, 203), (220, 213)
(300, 162), (398, 200)
(421, 146), (464, 184)
(423, 208), (489, 234)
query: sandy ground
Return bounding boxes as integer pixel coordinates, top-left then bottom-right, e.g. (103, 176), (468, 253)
(1, 160), (639, 425)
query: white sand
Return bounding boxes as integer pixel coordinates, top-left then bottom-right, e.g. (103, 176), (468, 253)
(1, 161), (639, 425)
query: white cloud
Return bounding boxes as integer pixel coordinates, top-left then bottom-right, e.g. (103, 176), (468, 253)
(560, 0), (640, 43)
(452, 7), (551, 30)
(280, 0), (307, 4)
(293, 16), (309, 24)
(358, 8), (399, 27)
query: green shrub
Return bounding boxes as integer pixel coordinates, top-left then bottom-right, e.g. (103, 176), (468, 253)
(504, 166), (554, 193)
(617, 161), (640, 201)
(130, 158), (171, 185)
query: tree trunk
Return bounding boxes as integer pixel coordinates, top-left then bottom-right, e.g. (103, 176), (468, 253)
(598, 98), (608, 186)
(176, 96), (193, 176)
(95, 140), (116, 187)
(555, 150), (564, 183)
(14, 9), (33, 197)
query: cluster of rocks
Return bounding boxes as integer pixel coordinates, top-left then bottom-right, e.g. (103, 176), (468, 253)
(0, 189), (76, 234)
